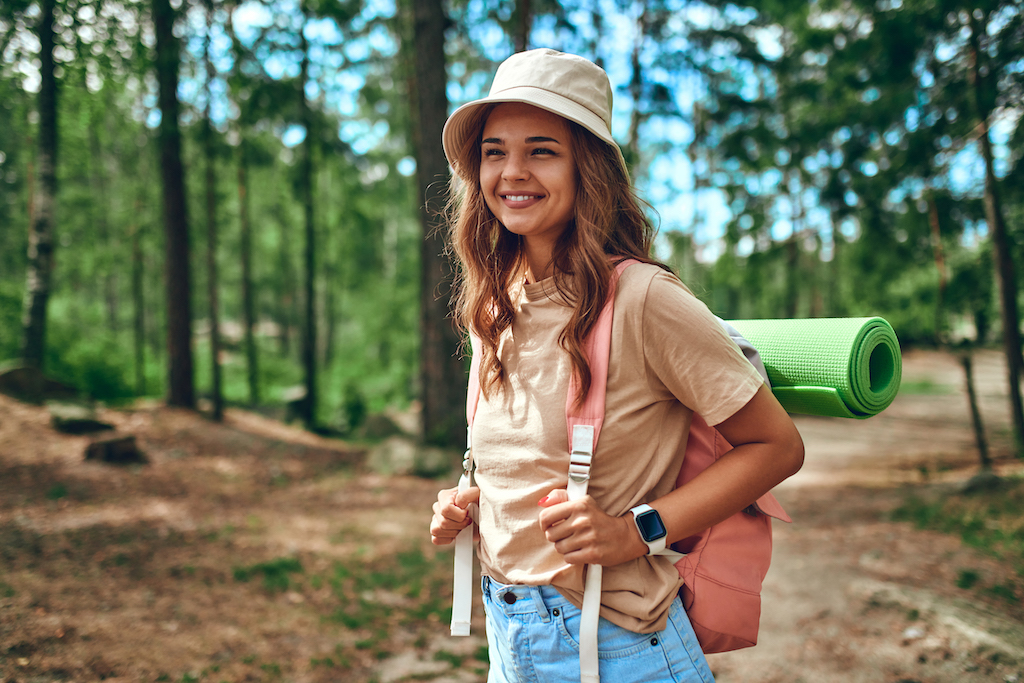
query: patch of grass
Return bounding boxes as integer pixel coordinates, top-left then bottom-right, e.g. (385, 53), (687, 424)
(433, 650), (464, 667)
(233, 557), (303, 592)
(898, 379), (955, 395)
(985, 583), (1021, 604)
(0, 581), (15, 598)
(892, 477), (1024, 571)
(46, 483), (68, 500)
(894, 478), (1024, 605)
(326, 547), (454, 666)
(259, 662), (282, 677)
(310, 656), (336, 668)
(956, 569), (980, 589)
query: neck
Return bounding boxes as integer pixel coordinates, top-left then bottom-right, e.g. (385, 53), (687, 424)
(523, 239), (555, 282)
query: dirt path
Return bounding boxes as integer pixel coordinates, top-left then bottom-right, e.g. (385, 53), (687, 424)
(1, 349), (1022, 682)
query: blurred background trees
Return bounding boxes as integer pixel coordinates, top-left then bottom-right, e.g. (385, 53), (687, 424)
(0, 0), (1021, 451)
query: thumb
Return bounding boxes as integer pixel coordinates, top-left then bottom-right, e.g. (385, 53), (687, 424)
(454, 486), (481, 509)
(537, 489), (570, 507)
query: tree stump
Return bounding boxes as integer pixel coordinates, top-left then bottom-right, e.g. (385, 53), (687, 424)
(85, 435), (146, 465)
(50, 402), (114, 434)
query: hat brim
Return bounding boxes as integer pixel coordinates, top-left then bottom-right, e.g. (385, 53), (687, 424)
(442, 86), (625, 178)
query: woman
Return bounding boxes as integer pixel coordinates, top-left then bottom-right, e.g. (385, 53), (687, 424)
(429, 48), (804, 683)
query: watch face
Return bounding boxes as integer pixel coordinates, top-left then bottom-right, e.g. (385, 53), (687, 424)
(636, 510), (667, 542)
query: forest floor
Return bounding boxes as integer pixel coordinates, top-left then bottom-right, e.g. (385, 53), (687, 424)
(1, 349), (1024, 683)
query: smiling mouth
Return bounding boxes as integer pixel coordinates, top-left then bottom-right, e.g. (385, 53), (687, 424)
(502, 194), (542, 203)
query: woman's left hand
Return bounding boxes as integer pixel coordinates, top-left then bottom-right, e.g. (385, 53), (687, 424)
(537, 489), (646, 566)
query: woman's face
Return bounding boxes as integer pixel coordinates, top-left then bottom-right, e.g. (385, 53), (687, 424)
(479, 103), (577, 252)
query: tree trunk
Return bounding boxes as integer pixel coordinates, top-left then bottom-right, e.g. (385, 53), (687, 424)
(86, 93), (118, 335)
(960, 352), (991, 469)
(276, 208), (294, 357)
(626, 7), (648, 168)
(153, 0), (196, 408)
(927, 194), (947, 342)
(21, 0), (58, 373)
(970, 14), (1024, 455)
(203, 5), (223, 421)
(299, 15), (317, 429)
(131, 214), (146, 396)
(412, 0), (464, 447)
(237, 140), (259, 405)
(512, 0), (531, 52)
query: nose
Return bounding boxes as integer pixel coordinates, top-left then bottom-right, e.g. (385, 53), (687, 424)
(501, 153), (530, 182)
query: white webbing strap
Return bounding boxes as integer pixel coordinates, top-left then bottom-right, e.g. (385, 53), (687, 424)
(450, 441), (474, 636)
(580, 564), (603, 683)
(567, 424), (595, 500)
(566, 423), (601, 683)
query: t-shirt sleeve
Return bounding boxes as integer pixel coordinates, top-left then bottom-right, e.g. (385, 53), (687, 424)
(639, 270), (764, 426)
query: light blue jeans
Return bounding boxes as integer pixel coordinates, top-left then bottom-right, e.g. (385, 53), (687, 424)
(481, 576), (716, 683)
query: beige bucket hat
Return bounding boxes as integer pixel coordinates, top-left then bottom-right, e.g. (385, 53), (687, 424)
(441, 48), (627, 178)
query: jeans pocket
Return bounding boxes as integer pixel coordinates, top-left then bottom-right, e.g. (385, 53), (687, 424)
(554, 601), (662, 659)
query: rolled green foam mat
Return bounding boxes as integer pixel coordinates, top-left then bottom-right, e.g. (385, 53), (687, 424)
(727, 317), (902, 419)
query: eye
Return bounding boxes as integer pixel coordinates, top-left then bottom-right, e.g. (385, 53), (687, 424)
(531, 147), (556, 156)
(482, 148), (504, 157)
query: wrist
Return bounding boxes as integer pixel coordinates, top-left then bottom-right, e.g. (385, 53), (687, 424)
(628, 504), (668, 556)
(622, 513), (649, 560)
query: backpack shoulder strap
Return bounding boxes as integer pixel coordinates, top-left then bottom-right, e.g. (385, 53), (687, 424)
(572, 259), (636, 683)
(564, 259), (637, 498)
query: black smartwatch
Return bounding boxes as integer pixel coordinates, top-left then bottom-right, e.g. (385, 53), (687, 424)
(629, 504), (667, 555)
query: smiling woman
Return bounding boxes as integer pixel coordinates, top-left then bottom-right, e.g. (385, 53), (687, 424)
(428, 48), (803, 683)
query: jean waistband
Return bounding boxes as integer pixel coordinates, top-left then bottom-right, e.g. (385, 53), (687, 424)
(482, 576), (573, 623)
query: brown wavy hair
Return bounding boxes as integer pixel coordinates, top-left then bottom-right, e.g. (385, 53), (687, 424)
(446, 104), (669, 405)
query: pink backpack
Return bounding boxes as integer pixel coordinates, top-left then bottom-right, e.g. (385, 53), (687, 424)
(453, 260), (789, 674)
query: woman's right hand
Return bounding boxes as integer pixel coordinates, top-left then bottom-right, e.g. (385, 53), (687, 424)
(430, 486), (480, 545)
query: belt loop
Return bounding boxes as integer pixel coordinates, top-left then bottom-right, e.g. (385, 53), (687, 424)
(530, 586), (551, 623)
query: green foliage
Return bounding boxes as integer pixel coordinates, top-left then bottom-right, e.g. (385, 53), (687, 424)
(232, 556), (304, 592)
(956, 569), (980, 590)
(43, 301), (136, 402)
(0, 281), (22, 360)
(45, 483), (68, 500)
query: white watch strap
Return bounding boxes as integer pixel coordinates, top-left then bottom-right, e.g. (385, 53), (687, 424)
(629, 504), (667, 556)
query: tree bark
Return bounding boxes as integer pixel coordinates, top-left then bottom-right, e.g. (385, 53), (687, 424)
(512, 0), (531, 52)
(86, 94), (118, 334)
(299, 14), (317, 429)
(412, 0), (464, 447)
(960, 352), (991, 469)
(970, 14), (1024, 455)
(927, 194), (947, 342)
(21, 0), (58, 373)
(131, 213), (146, 396)
(153, 0), (196, 408)
(203, 3), (223, 421)
(237, 140), (259, 405)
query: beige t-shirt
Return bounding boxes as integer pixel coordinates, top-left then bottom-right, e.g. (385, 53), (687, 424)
(472, 262), (764, 633)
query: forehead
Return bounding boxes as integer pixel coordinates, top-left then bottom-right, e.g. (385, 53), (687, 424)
(481, 102), (571, 140)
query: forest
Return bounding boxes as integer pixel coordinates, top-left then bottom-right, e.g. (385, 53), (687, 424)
(1, 0), (1023, 448)
(3, 2), (1024, 681)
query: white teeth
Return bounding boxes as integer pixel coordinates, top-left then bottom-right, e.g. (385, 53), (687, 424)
(505, 195), (534, 202)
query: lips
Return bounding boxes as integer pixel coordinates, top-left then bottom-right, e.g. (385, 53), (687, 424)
(500, 193), (543, 206)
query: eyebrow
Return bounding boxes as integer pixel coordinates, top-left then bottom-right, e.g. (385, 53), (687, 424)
(481, 136), (562, 145)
